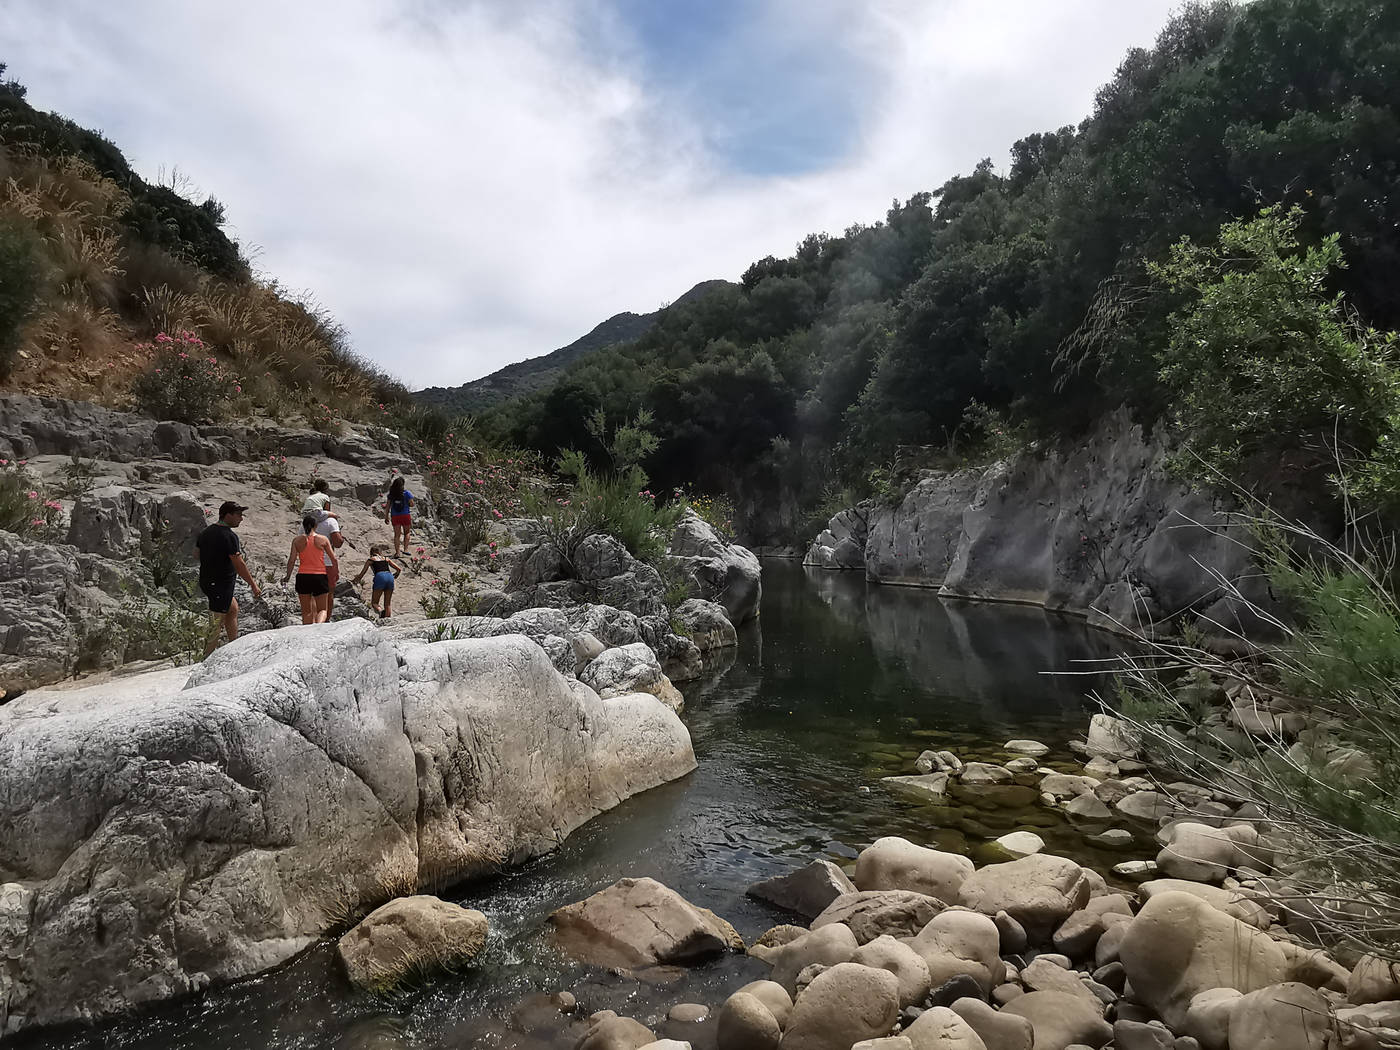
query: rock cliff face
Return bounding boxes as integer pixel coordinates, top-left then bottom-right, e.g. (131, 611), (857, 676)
(0, 619), (695, 1032)
(806, 412), (1276, 639)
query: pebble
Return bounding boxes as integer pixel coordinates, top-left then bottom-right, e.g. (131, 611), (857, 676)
(1112, 860), (1158, 880)
(992, 983), (1025, 1006)
(1087, 828), (1134, 849)
(994, 831), (1045, 858)
(668, 1003), (709, 1023)
(552, 991), (578, 1013)
(857, 785), (871, 794)
(929, 973), (984, 1008)
(1005, 757), (1040, 774)
(1005, 739), (1050, 757)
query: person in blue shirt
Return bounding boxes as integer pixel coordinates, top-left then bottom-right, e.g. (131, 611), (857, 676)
(386, 475), (414, 556)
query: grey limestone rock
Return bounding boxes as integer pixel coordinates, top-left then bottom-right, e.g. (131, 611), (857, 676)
(0, 620), (695, 1031)
(666, 511), (761, 624)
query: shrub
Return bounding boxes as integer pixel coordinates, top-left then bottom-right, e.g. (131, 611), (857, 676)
(420, 570), (481, 618)
(304, 396), (341, 434)
(1110, 515), (1400, 961)
(523, 451), (687, 567)
(130, 330), (232, 422)
(0, 219), (42, 377)
(54, 451), (99, 499)
(688, 492), (737, 544)
(0, 458), (63, 539)
(118, 592), (207, 664)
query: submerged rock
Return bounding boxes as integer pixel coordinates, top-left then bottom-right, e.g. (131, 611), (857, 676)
(336, 896), (488, 992)
(549, 877), (742, 969)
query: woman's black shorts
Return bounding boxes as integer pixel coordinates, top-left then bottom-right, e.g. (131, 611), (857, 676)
(295, 573), (330, 596)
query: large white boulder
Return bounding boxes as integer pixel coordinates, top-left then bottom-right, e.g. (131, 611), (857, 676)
(1119, 890), (1289, 1030)
(0, 620), (695, 1031)
(667, 510), (762, 624)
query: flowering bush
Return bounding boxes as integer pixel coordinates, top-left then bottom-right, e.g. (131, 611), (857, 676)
(687, 493), (737, 544)
(305, 397), (341, 434)
(420, 569), (481, 618)
(0, 458), (64, 539)
(131, 331), (232, 423)
(406, 545), (431, 576)
(423, 434), (540, 552)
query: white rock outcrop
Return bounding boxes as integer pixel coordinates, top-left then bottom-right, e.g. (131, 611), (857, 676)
(0, 619), (695, 1031)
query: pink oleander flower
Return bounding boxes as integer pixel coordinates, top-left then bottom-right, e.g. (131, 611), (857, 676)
(44, 500), (62, 510)
(31, 517), (44, 527)
(26, 490), (38, 499)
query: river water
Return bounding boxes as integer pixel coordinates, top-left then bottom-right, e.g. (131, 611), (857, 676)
(23, 562), (1147, 1050)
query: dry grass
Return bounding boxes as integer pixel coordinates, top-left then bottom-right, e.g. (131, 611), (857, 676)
(0, 140), (411, 420)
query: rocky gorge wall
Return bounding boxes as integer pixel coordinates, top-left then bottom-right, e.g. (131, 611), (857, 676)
(806, 411), (1286, 640)
(0, 620), (696, 1033)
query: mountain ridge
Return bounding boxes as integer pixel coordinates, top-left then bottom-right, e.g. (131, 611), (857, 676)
(415, 278), (736, 414)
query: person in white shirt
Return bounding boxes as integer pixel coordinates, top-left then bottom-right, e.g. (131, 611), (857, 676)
(313, 511), (345, 614)
(301, 478), (331, 516)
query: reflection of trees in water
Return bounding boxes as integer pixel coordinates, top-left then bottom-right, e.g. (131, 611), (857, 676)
(802, 564), (1123, 727)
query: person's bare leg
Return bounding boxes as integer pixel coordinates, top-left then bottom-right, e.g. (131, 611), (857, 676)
(226, 596), (240, 642)
(299, 593), (316, 625)
(382, 592), (392, 617)
(315, 594), (330, 623)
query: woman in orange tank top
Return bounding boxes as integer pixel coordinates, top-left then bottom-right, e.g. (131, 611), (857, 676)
(282, 514), (338, 624)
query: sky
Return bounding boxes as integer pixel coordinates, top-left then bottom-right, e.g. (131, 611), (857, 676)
(6, 0), (1182, 389)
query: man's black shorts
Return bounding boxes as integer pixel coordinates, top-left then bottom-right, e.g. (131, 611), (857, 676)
(201, 578), (235, 614)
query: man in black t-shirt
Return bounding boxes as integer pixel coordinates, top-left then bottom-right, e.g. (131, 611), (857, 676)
(195, 501), (262, 656)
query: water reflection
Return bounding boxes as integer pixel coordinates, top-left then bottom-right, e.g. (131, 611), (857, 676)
(18, 561), (1141, 1050)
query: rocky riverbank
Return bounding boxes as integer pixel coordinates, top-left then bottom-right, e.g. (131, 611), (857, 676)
(803, 411), (1309, 643)
(0, 394), (759, 696)
(471, 714), (1396, 1050)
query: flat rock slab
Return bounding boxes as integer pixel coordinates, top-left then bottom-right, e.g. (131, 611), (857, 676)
(550, 877), (743, 969)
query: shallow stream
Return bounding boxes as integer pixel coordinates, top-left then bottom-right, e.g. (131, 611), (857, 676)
(24, 561), (1151, 1050)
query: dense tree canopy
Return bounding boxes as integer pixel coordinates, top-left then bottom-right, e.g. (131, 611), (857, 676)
(478, 0), (1400, 539)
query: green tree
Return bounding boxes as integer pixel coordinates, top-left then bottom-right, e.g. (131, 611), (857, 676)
(1151, 205), (1400, 498)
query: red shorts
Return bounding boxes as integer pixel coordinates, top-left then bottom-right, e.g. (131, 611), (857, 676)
(390, 513), (411, 528)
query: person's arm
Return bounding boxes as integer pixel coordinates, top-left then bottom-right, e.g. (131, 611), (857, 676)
(405, 493), (414, 511)
(283, 539), (299, 583)
(323, 535), (339, 568)
(352, 557), (370, 584)
(231, 553), (261, 598)
(388, 558), (403, 577)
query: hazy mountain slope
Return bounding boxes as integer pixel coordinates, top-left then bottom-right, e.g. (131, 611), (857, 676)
(415, 279), (736, 414)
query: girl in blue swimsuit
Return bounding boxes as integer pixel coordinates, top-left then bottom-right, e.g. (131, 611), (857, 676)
(353, 544), (402, 618)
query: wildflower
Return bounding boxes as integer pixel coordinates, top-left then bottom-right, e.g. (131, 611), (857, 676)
(416, 546), (425, 554)
(234, 385), (242, 393)
(44, 500), (62, 510)
(26, 490), (38, 499)
(31, 517), (44, 527)
(155, 333), (172, 344)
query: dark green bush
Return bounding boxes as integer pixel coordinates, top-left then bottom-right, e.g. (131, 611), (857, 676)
(0, 219), (42, 377)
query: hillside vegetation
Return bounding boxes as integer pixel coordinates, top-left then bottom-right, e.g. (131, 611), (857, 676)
(416, 279), (737, 416)
(0, 65), (407, 425)
(477, 0), (1400, 539)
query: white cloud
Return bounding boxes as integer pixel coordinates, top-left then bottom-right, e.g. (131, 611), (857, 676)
(5, 0), (1179, 387)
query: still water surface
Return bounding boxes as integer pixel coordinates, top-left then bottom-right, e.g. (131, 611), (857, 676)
(25, 562), (1143, 1050)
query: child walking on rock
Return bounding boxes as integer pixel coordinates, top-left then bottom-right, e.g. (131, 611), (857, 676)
(353, 544), (401, 618)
